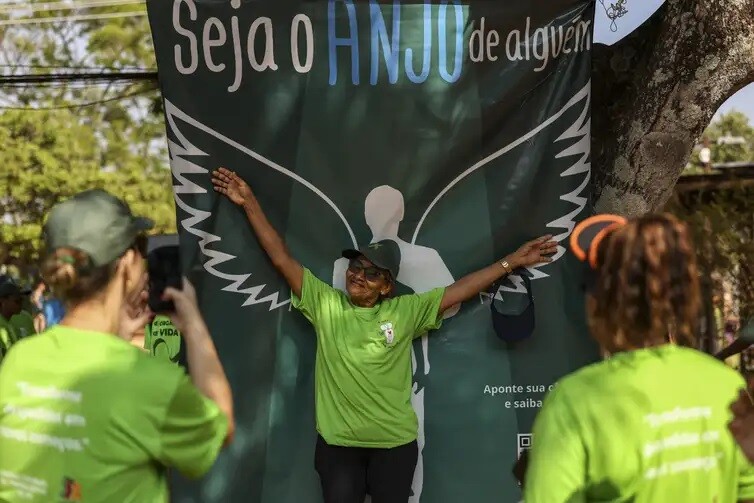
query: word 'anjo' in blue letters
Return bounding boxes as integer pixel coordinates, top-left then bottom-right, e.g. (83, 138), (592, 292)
(327, 0), (464, 86)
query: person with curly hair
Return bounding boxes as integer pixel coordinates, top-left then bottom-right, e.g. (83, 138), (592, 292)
(524, 213), (754, 503)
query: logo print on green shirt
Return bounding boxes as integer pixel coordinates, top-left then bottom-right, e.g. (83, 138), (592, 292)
(61, 477), (82, 500)
(379, 322), (395, 345)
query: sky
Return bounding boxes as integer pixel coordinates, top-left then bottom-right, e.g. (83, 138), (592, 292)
(592, 0), (754, 122)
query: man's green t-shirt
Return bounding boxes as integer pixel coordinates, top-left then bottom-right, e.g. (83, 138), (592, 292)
(9, 311), (35, 340)
(144, 315), (182, 363)
(0, 325), (228, 503)
(0, 316), (17, 364)
(524, 344), (754, 503)
(291, 268), (445, 448)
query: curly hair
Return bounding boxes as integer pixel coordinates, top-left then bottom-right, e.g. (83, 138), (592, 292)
(587, 213), (701, 353)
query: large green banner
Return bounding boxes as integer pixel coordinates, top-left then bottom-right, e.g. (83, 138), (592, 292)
(146, 1), (599, 501)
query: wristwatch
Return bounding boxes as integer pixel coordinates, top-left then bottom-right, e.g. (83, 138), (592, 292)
(500, 260), (512, 274)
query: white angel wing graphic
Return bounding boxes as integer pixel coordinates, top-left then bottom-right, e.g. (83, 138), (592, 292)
(164, 100), (357, 310)
(411, 81), (592, 299)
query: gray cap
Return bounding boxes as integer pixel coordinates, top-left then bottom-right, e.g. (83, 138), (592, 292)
(43, 189), (154, 267)
(342, 239), (401, 279)
(0, 275), (31, 298)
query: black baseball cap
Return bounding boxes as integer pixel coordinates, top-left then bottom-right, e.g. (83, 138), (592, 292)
(342, 239), (401, 279)
(43, 189), (154, 267)
(0, 275), (31, 298)
(569, 214), (627, 269)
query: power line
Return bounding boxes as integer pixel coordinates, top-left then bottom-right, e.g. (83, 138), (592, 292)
(0, 86), (156, 110)
(0, 10), (146, 26)
(2, 80), (139, 88)
(0, 63), (155, 71)
(0, 0), (144, 15)
(0, 70), (157, 84)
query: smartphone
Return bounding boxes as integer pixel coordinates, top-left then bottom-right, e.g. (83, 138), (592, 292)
(147, 235), (182, 314)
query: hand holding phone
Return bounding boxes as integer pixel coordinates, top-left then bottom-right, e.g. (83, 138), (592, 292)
(147, 245), (182, 314)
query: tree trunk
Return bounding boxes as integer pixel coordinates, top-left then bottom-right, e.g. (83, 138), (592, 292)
(592, 0), (754, 216)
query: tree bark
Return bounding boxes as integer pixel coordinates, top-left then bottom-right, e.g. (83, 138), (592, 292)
(592, 0), (754, 216)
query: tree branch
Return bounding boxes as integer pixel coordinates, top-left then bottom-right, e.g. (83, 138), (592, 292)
(592, 0), (754, 216)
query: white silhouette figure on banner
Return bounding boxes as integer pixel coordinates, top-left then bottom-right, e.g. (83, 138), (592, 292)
(332, 185), (460, 502)
(163, 80), (590, 310)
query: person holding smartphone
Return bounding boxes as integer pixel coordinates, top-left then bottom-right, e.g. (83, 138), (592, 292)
(0, 189), (234, 502)
(211, 167), (556, 503)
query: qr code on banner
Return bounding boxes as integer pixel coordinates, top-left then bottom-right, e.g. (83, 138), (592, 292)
(517, 433), (532, 457)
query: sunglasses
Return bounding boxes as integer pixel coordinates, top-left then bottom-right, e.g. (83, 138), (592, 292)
(347, 259), (387, 282)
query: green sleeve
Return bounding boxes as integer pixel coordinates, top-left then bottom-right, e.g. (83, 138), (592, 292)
(143, 323), (152, 352)
(157, 374), (229, 478)
(737, 452), (754, 499)
(9, 312), (35, 339)
(735, 372), (754, 499)
(290, 268), (339, 325)
(524, 384), (587, 503)
(0, 325), (11, 362)
(6, 322), (18, 345)
(398, 287), (445, 337)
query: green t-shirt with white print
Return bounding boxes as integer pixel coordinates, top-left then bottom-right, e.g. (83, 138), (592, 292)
(525, 344), (754, 503)
(0, 325), (227, 502)
(292, 268), (445, 449)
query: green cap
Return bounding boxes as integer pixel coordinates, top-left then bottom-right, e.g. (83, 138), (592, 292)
(342, 239), (401, 279)
(43, 189), (154, 267)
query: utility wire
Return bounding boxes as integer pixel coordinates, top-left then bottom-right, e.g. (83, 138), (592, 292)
(0, 64), (155, 71)
(0, 85), (156, 110)
(0, 70), (157, 83)
(2, 81), (140, 88)
(0, 0), (144, 15)
(0, 10), (146, 26)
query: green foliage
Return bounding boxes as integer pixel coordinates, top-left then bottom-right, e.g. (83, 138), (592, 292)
(0, 4), (175, 272)
(667, 185), (754, 322)
(677, 111), (754, 322)
(704, 111), (754, 163)
(0, 109), (174, 265)
(688, 111), (754, 172)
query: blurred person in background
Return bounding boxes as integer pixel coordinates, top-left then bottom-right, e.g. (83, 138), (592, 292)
(145, 314), (183, 364)
(0, 189), (234, 502)
(524, 213), (754, 503)
(725, 319), (754, 465)
(0, 275), (36, 340)
(717, 318), (754, 363)
(730, 388), (754, 464)
(126, 270), (183, 365)
(30, 281), (46, 334)
(724, 318), (743, 369)
(30, 280), (66, 333)
(0, 307), (15, 364)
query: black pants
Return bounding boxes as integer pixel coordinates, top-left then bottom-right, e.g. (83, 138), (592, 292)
(314, 435), (418, 503)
